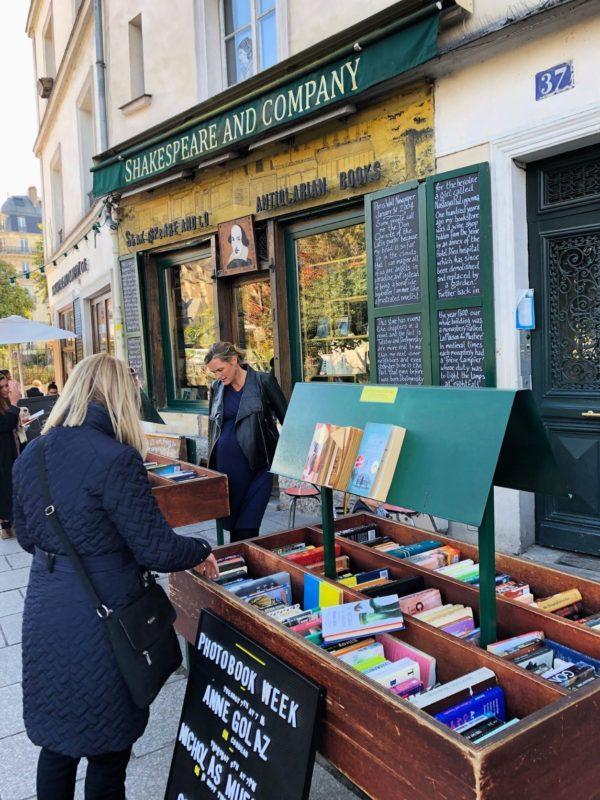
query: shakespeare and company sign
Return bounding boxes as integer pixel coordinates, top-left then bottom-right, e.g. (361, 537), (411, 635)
(92, 14), (438, 196)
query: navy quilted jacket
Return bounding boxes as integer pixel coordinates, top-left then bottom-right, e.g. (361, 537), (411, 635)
(12, 403), (211, 757)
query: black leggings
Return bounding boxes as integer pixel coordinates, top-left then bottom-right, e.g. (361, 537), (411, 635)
(37, 745), (131, 800)
(230, 527), (259, 542)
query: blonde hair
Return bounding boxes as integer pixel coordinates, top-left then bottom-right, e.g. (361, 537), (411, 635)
(42, 353), (147, 457)
(204, 341), (246, 366)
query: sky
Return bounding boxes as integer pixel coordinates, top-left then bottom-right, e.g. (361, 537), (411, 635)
(0, 2), (40, 202)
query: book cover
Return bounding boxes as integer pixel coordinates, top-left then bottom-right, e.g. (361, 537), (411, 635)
(338, 642), (385, 667)
(408, 667), (497, 711)
(407, 545), (461, 567)
(287, 543), (342, 566)
(338, 524), (380, 543)
(442, 616), (476, 637)
(310, 555), (350, 575)
(364, 657), (420, 688)
(536, 588), (582, 613)
(230, 572), (292, 604)
(321, 595), (405, 643)
(326, 426), (364, 490)
(302, 423), (336, 484)
(398, 588), (443, 616)
(379, 635), (436, 688)
(487, 631), (545, 657)
(361, 575), (425, 599)
(387, 540), (441, 559)
(473, 718), (520, 743)
(303, 573), (343, 610)
(435, 686), (506, 729)
(390, 678), (424, 698)
(346, 423), (406, 502)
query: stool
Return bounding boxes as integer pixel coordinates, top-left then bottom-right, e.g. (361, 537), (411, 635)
(284, 484), (321, 528)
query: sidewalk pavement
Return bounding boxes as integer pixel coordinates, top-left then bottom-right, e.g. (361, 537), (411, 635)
(0, 502), (365, 800)
(2, 501), (598, 800)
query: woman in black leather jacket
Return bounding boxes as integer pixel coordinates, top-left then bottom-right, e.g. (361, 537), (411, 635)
(206, 342), (287, 542)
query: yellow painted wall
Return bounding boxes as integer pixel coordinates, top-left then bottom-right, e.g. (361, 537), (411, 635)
(0, 218), (47, 322)
(118, 84), (434, 255)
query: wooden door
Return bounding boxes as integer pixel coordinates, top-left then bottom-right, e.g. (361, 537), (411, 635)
(528, 145), (600, 555)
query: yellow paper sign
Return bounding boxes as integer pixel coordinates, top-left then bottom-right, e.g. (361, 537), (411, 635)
(360, 386), (398, 404)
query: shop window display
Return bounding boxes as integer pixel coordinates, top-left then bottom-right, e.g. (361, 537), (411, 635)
(296, 224), (369, 382)
(164, 258), (216, 402)
(233, 279), (274, 371)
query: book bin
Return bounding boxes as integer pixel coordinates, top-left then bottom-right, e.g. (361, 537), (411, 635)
(168, 384), (599, 799)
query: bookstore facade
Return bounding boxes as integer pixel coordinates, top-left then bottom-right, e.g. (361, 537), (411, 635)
(93, 10), (495, 454)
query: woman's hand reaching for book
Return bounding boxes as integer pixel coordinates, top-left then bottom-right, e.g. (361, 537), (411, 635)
(195, 553), (219, 580)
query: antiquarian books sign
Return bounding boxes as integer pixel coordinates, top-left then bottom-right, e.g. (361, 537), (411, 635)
(165, 610), (322, 800)
(92, 15), (439, 196)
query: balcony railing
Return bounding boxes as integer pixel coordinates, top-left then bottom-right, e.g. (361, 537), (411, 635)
(0, 245), (31, 254)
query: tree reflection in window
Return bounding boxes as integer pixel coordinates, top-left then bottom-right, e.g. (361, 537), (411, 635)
(296, 224), (369, 382)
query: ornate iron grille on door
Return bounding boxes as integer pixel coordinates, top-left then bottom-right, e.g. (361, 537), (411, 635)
(548, 231), (600, 390)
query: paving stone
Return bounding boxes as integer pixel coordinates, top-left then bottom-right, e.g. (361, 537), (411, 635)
(0, 568), (30, 593)
(5, 553), (32, 570)
(0, 683), (25, 739)
(0, 590), (24, 618)
(0, 555), (11, 572)
(0, 732), (39, 800)
(132, 678), (186, 758)
(0, 645), (22, 688)
(310, 755), (369, 799)
(128, 744), (174, 800)
(0, 538), (25, 557)
(1, 612), (23, 645)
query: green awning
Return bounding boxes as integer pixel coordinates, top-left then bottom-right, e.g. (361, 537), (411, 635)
(92, 11), (440, 197)
(271, 384), (569, 528)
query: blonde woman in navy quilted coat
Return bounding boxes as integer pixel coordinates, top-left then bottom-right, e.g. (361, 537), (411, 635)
(12, 354), (218, 800)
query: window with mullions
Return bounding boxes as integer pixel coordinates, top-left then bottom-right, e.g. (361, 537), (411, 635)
(223, 0), (277, 86)
(161, 256), (216, 404)
(294, 222), (369, 383)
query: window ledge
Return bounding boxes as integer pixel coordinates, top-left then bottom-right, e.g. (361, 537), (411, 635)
(119, 94), (152, 116)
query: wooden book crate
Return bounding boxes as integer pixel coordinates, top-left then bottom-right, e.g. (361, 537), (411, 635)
(169, 524), (600, 800)
(147, 452), (229, 527)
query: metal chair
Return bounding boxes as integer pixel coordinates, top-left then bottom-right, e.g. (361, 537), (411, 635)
(284, 484), (321, 528)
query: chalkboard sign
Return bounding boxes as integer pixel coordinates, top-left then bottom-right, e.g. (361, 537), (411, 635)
(120, 257), (141, 333)
(73, 298), (83, 362)
(376, 314), (424, 385)
(127, 336), (144, 380)
(434, 174), (481, 299)
(372, 189), (421, 307)
(165, 610), (321, 800)
(438, 307), (485, 387)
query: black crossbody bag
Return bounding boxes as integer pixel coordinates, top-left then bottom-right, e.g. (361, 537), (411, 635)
(36, 439), (182, 709)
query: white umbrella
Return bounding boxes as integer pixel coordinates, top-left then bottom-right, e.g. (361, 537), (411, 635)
(0, 315), (78, 395)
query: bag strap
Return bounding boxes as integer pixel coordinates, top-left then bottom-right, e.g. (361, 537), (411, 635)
(36, 438), (113, 619)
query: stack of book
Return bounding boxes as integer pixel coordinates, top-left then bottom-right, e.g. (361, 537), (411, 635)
(145, 462), (199, 483)
(302, 421), (406, 501)
(408, 667), (518, 742)
(578, 612), (600, 631)
(338, 524), (591, 619)
(275, 539), (480, 642)
(205, 553), (528, 741)
(487, 632), (600, 690)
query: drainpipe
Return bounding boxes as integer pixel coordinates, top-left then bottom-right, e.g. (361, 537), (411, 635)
(93, 0), (109, 152)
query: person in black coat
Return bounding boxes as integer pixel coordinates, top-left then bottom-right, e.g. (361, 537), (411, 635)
(0, 373), (28, 538)
(205, 342), (287, 542)
(12, 353), (218, 800)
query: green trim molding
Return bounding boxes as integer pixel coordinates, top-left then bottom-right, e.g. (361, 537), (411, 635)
(92, 13), (439, 197)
